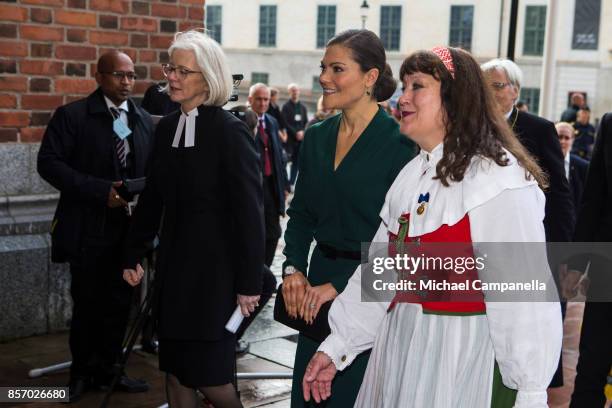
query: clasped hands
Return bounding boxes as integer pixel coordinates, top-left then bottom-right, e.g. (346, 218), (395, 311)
(281, 271), (337, 324)
(281, 271), (339, 402)
(122, 265), (260, 317)
(108, 181), (128, 208)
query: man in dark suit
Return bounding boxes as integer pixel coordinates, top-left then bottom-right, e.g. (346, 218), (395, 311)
(556, 122), (588, 218)
(482, 59), (575, 388)
(231, 84), (289, 353)
(249, 83), (290, 266)
(141, 82), (180, 116)
(38, 51), (153, 402)
(569, 112), (612, 408)
(560, 92), (585, 123)
(572, 107), (596, 160)
(481, 59), (575, 243)
(267, 87), (288, 143)
(282, 83), (309, 186)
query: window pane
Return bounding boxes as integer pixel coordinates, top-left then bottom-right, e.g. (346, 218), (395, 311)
(252, 72), (269, 85)
(317, 5), (336, 48)
(206, 6), (222, 44)
(520, 87), (540, 113)
(523, 6), (546, 56)
(380, 6), (401, 51)
(259, 5), (277, 47)
(449, 5), (473, 51)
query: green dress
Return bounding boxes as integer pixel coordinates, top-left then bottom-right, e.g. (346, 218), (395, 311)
(283, 108), (415, 407)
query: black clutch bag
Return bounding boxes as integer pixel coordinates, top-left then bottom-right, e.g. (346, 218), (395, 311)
(273, 283), (332, 343)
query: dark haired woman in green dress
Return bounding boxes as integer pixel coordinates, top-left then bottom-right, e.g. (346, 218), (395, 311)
(281, 29), (415, 407)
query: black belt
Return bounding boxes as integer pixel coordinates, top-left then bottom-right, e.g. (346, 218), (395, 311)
(318, 243), (362, 261)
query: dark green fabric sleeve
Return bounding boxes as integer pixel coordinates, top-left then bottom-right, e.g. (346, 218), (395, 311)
(282, 130), (317, 274)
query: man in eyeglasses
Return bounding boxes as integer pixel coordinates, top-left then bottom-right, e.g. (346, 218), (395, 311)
(38, 50), (154, 402)
(481, 58), (574, 244)
(481, 58), (574, 389)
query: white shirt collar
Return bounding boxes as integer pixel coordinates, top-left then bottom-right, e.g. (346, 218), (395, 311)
(418, 142), (444, 165)
(172, 106), (199, 148)
(103, 96), (129, 113)
(257, 113), (266, 128)
(504, 108), (513, 119)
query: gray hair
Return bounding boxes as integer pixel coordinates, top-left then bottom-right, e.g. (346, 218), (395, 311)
(249, 82), (270, 97)
(166, 30), (233, 106)
(481, 58), (523, 91)
(287, 83), (299, 91)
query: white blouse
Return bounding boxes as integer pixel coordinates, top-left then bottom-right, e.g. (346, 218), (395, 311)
(318, 144), (563, 408)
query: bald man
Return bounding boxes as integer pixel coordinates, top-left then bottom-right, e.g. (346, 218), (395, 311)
(38, 51), (153, 402)
(561, 92), (586, 123)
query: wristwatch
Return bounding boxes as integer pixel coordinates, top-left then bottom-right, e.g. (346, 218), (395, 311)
(283, 265), (297, 278)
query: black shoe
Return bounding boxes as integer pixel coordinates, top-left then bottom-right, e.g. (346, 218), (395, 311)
(236, 340), (250, 354)
(94, 375), (149, 393)
(67, 377), (90, 403)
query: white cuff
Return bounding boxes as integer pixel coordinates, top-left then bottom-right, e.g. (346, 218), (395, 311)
(317, 334), (356, 371)
(513, 390), (548, 408)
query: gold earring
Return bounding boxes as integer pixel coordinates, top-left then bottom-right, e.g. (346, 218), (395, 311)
(366, 88), (371, 96)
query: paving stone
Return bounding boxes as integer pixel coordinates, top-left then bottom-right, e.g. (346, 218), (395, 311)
(242, 296), (298, 343)
(249, 338), (297, 369)
(235, 354), (292, 407)
(255, 399), (291, 407)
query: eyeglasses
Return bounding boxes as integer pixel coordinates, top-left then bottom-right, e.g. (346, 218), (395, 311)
(490, 82), (512, 90)
(101, 71), (138, 81)
(162, 64), (202, 80)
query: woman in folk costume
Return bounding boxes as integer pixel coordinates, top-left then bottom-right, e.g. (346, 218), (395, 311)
(302, 47), (562, 407)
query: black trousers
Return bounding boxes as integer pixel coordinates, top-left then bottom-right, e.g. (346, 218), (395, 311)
(570, 301), (612, 407)
(69, 244), (134, 382)
(263, 175), (282, 267)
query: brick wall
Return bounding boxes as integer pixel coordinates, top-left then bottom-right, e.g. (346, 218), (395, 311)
(0, 0), (205, 143)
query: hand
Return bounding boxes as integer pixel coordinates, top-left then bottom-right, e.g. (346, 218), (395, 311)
(559, 266), (586, 300)
(300, 283), (338, 324)
(279, 129), (288, 143)
(296, 130), (305, 141)
(107, 181), (128, 208)
(282, 271), (308, 319)
(237, 294), (260, 317)
(303, 351), (337, 403)
(123, 264), (145, 286)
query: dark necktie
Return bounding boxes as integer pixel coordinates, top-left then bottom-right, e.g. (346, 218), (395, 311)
(258, 118), (272, 177)
(110, 107), (127, 168)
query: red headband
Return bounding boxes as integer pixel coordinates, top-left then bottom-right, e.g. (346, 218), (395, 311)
(431, 46), (455, 79)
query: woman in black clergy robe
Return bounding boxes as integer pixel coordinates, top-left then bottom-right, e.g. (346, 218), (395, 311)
(123, 30), (264, 408)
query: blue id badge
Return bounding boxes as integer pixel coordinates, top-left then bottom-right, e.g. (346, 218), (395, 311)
(113, 118), (132, 140)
